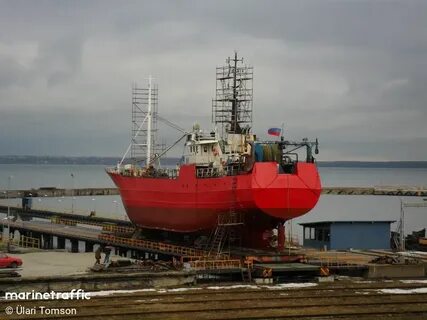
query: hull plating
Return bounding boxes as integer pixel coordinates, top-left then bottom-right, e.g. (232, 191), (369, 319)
(108, 162), (322, 232)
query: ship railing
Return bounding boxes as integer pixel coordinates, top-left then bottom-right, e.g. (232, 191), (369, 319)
(224, 165), (241, 176)
(196, 167), (222, 178)
(108, 165), (180, 179)
(153, 168), (179, 179)
(107, 165), (136, 177)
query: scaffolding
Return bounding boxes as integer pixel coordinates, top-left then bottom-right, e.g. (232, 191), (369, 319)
(212, 52), (253, 137)
(131, 77), (162, 166)
(19, 235), (40, 249)
(394, 199), (427, 251)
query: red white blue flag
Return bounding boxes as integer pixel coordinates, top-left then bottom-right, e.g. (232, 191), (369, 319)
(268, 127), (281, 136)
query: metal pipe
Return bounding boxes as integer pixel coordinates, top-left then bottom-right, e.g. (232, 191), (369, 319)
(6, 176), (12, 247)
(147, 75), (152, 166)
(71, 173), (75, 213)
(400, 199), (404, 251)
(148, 133), (188, 166)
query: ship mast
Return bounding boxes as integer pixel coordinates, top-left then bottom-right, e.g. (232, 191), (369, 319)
(231, 52), (241, 133)
(212, 52), (253, 137)
(147, 75), (153, 165)
(130, 77), (160, 167)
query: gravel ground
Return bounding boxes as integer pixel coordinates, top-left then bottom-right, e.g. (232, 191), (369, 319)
(8, 251), (121, 277)
(2, 280), (427, 320)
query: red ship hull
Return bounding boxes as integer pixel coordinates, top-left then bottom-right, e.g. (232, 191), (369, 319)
(108, 162), (321, 245)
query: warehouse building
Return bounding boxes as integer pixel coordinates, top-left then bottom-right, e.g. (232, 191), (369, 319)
(300, 220), (395, 250)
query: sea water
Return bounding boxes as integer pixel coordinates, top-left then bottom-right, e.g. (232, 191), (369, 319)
(0, 164), (426, 240)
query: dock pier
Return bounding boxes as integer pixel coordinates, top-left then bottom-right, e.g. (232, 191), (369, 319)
(0, 205), (131, 227)
(1, 186), (427, 199)
(0, 184), (426, 288)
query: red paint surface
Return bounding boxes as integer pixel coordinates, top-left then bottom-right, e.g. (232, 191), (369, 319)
(108, 162), (321, 238)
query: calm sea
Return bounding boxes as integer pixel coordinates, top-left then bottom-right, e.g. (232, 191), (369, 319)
(0, 164), (426, 239)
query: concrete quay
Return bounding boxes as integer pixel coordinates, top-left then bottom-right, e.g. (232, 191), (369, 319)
(0, 205), (131, 227)
(1, 185), (427, 199)
(0, 187), (119, 199)
(0, 270), (196, 293)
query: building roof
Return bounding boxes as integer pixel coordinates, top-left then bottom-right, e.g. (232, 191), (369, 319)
(299, 220), (396, 226)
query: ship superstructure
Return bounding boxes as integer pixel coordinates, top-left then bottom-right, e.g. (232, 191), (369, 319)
(107, 53), (322, 252)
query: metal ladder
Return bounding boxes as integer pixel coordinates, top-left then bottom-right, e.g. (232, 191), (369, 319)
(208, 223), (227, 256)
(208, 173), (243, 256)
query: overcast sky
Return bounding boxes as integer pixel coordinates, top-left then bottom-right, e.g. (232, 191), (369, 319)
(0, 0), (426, 160)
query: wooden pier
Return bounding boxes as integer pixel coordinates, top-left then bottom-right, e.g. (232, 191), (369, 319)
(1, 206), (426, 283)
(0, 205), (131, 227)
(1, 218), (201, 260)
(1, 186), (427, 199)
(0, 187), (118, 199)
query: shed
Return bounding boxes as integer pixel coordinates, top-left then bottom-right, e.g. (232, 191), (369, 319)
(299, 220), (395, 250)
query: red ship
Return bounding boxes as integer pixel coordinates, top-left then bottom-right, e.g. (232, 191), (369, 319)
(107, 53), (321, 251)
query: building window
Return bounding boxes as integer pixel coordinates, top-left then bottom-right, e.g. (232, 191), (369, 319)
(304, 227), (310, 239)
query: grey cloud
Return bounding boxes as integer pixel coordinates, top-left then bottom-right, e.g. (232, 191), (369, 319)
(0, 56), (33, 88)
(35, 35), (85, 86)
(0, 1), (426, 160)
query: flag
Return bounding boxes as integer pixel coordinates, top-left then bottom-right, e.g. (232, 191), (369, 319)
(268, 127), (281, 136)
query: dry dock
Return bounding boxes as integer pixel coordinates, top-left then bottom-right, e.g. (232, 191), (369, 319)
(2, 208), (426, 280)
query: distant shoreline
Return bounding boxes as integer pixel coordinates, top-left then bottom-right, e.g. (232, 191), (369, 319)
(317, 161), (427, 168)
(0, 156), (426, 168)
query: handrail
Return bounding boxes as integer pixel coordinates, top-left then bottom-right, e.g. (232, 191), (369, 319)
(50, 216), (134, 234)
(189, 259), (242, 270)
(196, 167), (221, 178)
(98, 234), (209, 257)
(19, 235), (40, 249)
(102, 225), (135, 234)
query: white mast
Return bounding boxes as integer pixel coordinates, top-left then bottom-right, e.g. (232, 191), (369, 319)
(129, 76), (159, 167)
(147, 75), (152, 166)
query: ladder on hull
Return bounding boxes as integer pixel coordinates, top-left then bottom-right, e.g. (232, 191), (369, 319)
(208, 174), (244, 256)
